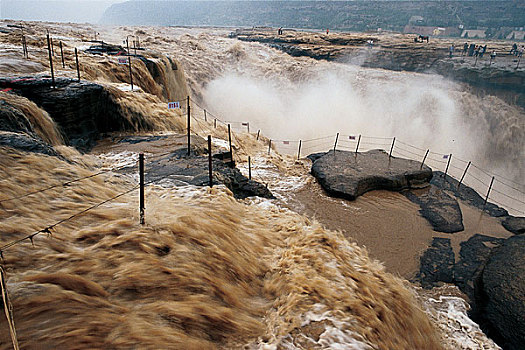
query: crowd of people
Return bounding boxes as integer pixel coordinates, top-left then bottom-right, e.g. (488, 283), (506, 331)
(446, 41), (523, 64)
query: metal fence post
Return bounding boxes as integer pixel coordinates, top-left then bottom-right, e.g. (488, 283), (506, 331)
(139, 153), (145, 225)
(420, 149), (429, 169)
(298, 140), (302, 160)
(248, 156), (252, 180)
(389, 137), (396, 158)
(46, 33), (55, 88)
(187, 96), (191, 155)
(458, 161), (471, 189)
(75, 48), (80, 81)
(208, 135), (213, 187)
(333, 133), (339, 153)
(483, 176), (495, 209)
(59, 41), (65, 68)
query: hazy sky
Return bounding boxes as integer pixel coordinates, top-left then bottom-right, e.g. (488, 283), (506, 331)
(1, 0), (127, 23)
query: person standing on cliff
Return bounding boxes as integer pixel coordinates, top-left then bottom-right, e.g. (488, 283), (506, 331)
(480, 45), (487, 58)
(490, 50), (496, 64)
(449, 44), (455, 58)
(511, 43), (518, 55)
(463, 42), (468, 56)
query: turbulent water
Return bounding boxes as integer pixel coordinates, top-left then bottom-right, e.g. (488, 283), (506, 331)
(0, 20), (522, 349)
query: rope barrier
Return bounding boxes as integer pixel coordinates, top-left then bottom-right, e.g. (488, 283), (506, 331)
(0, 185), (138, 255)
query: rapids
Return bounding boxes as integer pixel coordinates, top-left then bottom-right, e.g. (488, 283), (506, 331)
(0, 20), (521, 349)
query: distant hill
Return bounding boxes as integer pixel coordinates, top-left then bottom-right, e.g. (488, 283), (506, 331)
(100, 1), (525, 33)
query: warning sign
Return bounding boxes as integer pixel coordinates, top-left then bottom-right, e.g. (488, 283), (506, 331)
(168, 101), (180, 109)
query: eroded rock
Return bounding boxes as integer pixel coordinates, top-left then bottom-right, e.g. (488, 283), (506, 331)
(310, 149), (432, 200)
(404, 185), (464, 233)
(481, 235), (525, 350)
(415, 237), (455, 288)
(501, 216), (525, 235)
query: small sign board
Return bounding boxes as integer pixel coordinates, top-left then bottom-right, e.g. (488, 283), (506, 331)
(117, 57), (128, 65)
(168, 101), (180, 109)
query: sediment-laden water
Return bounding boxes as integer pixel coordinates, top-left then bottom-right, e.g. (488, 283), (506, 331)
(0, 20), (522, 349)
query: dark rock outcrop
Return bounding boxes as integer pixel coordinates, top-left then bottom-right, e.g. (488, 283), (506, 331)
(502, 216), (525, 235)
(0, 76), (152, 151)
(480, 235), (525, 350)
(415, 237), (454, 288)
(310, 149), (432, 200)
(403, 185), (464, 233)
(117, 144), (273, 199)
(0, 131), (59, 157)
(453, 234), (505, 300)
(431, 171), (508, 217)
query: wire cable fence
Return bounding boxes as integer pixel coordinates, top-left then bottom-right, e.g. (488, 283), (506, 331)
(181, 98), (525, 215)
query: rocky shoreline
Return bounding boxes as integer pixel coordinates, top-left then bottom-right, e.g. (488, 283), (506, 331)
(307, 148), (524, 349)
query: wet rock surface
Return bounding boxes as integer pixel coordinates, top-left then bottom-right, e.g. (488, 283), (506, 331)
(501, 216), (525, 235)
(310, 149), (432, 200)
(480, 235), (525, 350)
(415, 237), (454, 288)
(116, 142), (273, 200)
(416, 233), (524, 350)
(431, 172), (508, 217)
(403, 185), (464, 233)
(0, 131), (59, 157)
(0, 76), (150, 151)
(453, 234), (505, 300)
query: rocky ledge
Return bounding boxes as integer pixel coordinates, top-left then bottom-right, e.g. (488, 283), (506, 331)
(0, 76), (152, 151)
(309, 149), (466, 233)
(309, 149), (432, 200)
(110, 136), (274, 200)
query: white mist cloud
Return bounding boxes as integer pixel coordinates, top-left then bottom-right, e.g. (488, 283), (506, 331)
(203, 58), (523, 188)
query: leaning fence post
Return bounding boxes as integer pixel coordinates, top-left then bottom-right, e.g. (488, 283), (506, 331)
(208, 135), (213, 187)
(214, 118), (217, 129)
(46, 33), (55, 88)
(355, 135), (361, 154)
(268, 139), (272, 155)
(256, 130), (260, 140)
(297, 140), (302, 160)
(75, 48), (80, 81)
(59, 41), (65, 68)
(204, 109), (207, 122)
(128, 51), (134, 91)
(0, 267), (19, 350)
(139, 153), (145, 225)
(246, 122), (250, 133)
(333, 133), (339, 153)
(187, 96), (191, 155)
(227, 124), (233, 158)
(483, 176), (495, 209)
(458, 161), (471, 189)
(248, 156), (252, 180)
(389, 137), (396, 158)
(420, 149), (429, 169)
(443, 154), (452, 179)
